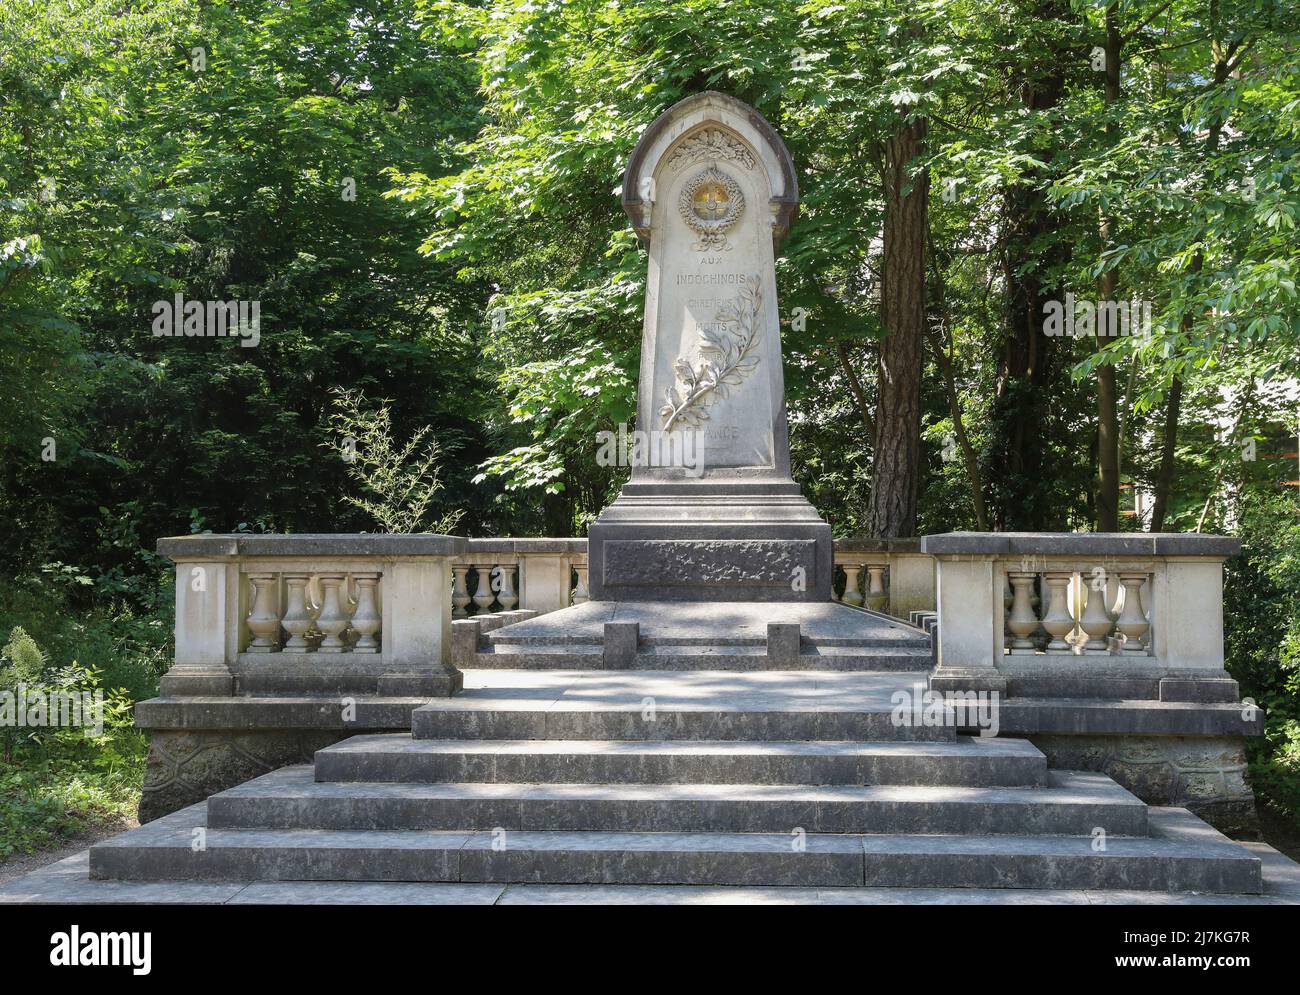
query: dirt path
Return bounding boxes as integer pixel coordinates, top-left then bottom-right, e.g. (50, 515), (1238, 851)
(0, 818), (138, 886)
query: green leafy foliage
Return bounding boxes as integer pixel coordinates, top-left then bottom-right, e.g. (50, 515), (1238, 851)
(1, 0), (1299, 850)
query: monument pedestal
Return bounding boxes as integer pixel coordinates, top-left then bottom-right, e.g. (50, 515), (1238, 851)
(589, 92), (831, 601)
(589, 479), (831, 601)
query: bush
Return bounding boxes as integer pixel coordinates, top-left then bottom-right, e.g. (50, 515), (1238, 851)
(1223, 494), (1300, 820)
(0, 606), (154, 859)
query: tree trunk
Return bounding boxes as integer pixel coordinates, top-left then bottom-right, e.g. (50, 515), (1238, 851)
(989, 0), (1069, 530)
(1094, 4), (1123, 532)
(868, 111), (928, 538)
(1150, 373), (1181, 531)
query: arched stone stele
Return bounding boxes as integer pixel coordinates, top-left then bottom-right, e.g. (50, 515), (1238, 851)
(588, 92), (832, 602)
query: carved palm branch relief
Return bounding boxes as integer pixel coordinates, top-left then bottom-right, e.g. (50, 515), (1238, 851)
(660, 275), (762, 432)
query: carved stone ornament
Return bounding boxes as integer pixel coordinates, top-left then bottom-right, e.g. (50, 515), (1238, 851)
(660, 274), (762, 431)
(665, 127), (757, 172)
(678, 167), (745, 252)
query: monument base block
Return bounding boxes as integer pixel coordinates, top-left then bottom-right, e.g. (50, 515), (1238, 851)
(588, 479), (832, 601)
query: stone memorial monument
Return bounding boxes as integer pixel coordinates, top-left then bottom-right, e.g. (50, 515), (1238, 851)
(588, 92), (833, 601)
(1, 93), (1268, 906)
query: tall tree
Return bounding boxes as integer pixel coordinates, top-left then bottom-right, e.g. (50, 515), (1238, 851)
(869, 104), (929, 536)
(1094, 2), (1124, 531)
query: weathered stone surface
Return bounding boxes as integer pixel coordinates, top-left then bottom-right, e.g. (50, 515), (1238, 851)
(84, 805), (1262, 894)
(1159, 677), (1240, 703)
(14, 846), (1300, 904)
(206, 767), (1147, 836)
(766, 622), (800, 666)
(603, 539), (815, 588)
(602, 621), (640, 666)
(587, 92), (832, 602)
(140, 729), (358, 823)
(920, 531), (1240, 558)
(1029, 734), (1257, 836)
(314, 733), (1050, 787)
(157, 533), (466, 560)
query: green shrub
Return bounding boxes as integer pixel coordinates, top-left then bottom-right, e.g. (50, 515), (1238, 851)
(0, 623), (149, 859)
(1224, 494), (1300, 820)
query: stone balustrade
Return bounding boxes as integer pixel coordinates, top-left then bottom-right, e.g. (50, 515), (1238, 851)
(155, 534), (592, 698)
(454, 539), (588, 618)
(921, 532), (1242, 700)
(832, 538), (935, 620)
(157, 534), (466, 697)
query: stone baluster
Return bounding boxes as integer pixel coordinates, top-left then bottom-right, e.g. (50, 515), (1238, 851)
(1116, 573), (1151, 654)
(280, 573), (314, 653)
(839, 560), (864, 606)
(865, 564), (887, 612)
(1006, 571), (1040, 653)
(315, 573), (351, 652)
(572, 559), (590, 605)
(1040, 571), (1075, 652)
(245, 573), (281, 652)
(451, 563), (472, 619)
(1078, 570), (1114, 654)
(494, 562), (518, 611)
(472, 563), (497, 615)
(350, 572), (381, 653)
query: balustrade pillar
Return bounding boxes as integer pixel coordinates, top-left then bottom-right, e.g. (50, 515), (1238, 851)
(351, 572), (381, 653)
(315, 573), (351, 652)
(245, 573), (281, 652)
(471, 563), (497, 614)
(451, 563), (472, 619)
(1006, 571), (1039, 652)
(280, 573), (314, 653)
(1040, 571), (1075, 652)
(572, 559), (590, 605)
(840, 561), (864, 606)
(1117, 573), (1151, 654)
(865, 564), (887, 612)
(1078, 575), (1114, 654)
(494, 563), (518, 611)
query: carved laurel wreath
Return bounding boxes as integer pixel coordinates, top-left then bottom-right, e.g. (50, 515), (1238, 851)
(678, 167), (744, 251)
(660, 275), (762, 432)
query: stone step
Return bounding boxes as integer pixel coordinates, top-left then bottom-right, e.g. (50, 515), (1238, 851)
(411, 671), (957, 743)
(473, 644), (934, 671)
(204, 767), (1145, 836)
(410, 702), (955, 742)
(89, 805), (1261, 893)
(486, 632), (933, 649)
(314, 734), (1050, 787)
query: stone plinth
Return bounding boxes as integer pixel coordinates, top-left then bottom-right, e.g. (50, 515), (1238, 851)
(589, 92), (831, 601)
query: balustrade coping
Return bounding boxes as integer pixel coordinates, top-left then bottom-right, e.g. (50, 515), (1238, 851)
(461, 538), (587, 554)
(157, 534), (467, 560)
(920, 532), (1240, 558)
(832, 537), (924, 554)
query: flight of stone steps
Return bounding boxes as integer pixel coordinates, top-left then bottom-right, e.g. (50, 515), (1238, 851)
(90, 668), (1263, 893)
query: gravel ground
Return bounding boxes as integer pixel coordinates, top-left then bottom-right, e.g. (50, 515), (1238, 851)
(0, 817), (138, 886)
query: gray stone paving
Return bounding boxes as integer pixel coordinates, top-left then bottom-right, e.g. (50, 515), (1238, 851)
(2, 843), (1295, 904)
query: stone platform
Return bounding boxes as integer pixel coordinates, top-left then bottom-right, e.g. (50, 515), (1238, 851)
(11, 668), (1267, 900)
(458, 600), (935, 670)
(6, 843), (1297, 904)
